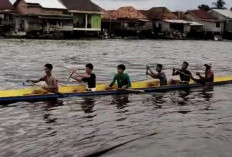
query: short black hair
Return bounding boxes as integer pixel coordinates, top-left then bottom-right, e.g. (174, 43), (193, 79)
(45, 64), (53, 70)
(157, 64), (163, 69)
(117, 64), (126, 71)
(86, 63), (94, 70)
(183, 61), (189, 67)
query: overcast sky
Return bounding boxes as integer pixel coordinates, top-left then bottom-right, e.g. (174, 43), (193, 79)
(10, 0), (232, 11)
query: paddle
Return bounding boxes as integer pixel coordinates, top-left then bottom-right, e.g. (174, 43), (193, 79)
(66, 70), (76, 84)
(146, 65), (149, 81)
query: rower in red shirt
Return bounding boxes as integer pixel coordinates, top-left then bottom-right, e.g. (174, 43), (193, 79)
(191, 64), (214, 84)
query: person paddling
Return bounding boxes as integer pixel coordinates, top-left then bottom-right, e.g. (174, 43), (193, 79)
(146, 64), (167, 86)
(27, 64), (59, 92)
(191, 64), (214, 84)
(71, 63), (96, 91)
(106, 64), (131, 90)
(173, 61), (192, 84)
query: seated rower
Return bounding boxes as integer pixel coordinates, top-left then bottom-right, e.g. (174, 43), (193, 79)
(191, 64), (214, 84)
(106, 64), (131, 90)
(27, 64), (59, 93)
(172, 61), (192, 84)
(71, 63), (96, 91)
(146, 64), (167, 86)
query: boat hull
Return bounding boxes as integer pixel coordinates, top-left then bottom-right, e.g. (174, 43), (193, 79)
(0, 76), (232, 102)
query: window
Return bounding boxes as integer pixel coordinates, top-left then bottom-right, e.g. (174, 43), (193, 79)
(216, 22), (220, 28)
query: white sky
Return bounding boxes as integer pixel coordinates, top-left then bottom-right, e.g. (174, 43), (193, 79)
(10, 0), (232, 11)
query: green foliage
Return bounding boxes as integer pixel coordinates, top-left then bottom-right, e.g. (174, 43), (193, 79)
(212, 0), (226, 9)
(198, 4), (211, 11)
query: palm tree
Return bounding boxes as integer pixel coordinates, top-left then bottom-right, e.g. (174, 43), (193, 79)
(212, 0), (226, 9)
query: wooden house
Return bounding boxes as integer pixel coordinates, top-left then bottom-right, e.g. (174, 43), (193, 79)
(173, 11), (204, 38)
(102, 6), (152, 37)
(141, 7), (191, 38)
(13, 0), (73, 35)
(210, 9), (232, 38)
(0, 0), (15, 35)
(186, 10), (224, 38)
(60, 0), (102, 33)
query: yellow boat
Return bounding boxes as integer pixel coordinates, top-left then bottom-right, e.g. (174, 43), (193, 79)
(0, 76), (232, 102)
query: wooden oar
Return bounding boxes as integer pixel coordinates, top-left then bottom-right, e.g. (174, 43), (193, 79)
(146, 65), (149, 81)
(66, 71), (75, 84)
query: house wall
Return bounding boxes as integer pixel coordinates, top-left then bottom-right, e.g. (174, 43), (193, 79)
(15, 16), (42, 32)
(42, 19), (73, 32)
(161, 21), (190, 33)
(161, 21), (170, 32)
(15, 0), (64, 15)
(210, 10), (232, 32)
(91, 14), (101, 29)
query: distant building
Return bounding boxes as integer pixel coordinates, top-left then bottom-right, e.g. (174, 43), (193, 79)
(102, 6), (152, 37)
(210, 9), (232, 39)
(0, 0), (15, 35)
(13, 0), (73, 35)
(141, 7), (191, 39)
(173, 11), (204, 38)
(186, 10), (224, 38)
(60, 0), (102, 34)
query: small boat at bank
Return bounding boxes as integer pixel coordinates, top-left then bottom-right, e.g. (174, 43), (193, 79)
(0, 76), (232, 102)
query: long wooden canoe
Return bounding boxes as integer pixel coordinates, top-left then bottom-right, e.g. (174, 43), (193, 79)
(0, 76), (232, 102)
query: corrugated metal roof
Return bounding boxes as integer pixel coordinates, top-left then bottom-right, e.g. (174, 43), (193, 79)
(190, 22), (204, 26)
(188, 10), (217, 20)
(0, 0), (14, 10)
(60, 0), (102, 12)
(24, 0), (66, 9)
(213, 9), (232, 18)
(164, 19), (191, 24)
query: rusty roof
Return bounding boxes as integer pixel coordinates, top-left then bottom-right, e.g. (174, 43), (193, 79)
(0, 0), (14, 10)
(141, 7), (177, 20)
(60, 0), (102, 12)
(102, 6), (148, 20)
(187, 10), (217, 20)
(172, 11), (192, 21)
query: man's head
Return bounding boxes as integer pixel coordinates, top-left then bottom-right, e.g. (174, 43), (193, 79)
(117, 64), (126, 74)
(44, 64), (53, 75)
(86, 63), (93, 74)
(182, 61), (189, 70)
(204, 64), (211, 70)
(156, 64), (163, 72)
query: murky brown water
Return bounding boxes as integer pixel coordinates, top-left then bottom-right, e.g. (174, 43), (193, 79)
(0, 39), (232, 157)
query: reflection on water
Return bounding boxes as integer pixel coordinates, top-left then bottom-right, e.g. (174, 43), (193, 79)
(0, 39), (232, 157)
(81, 97), (95, 113)
(111, 95), (130, 109)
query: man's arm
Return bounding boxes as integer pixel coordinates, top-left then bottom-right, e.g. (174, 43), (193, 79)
(147, 67), (158, 79)
(109, 75), (117, 87)
(172, 68), (179, 76)
(27, 76), (45, 83)
(71, 75), (82, 82)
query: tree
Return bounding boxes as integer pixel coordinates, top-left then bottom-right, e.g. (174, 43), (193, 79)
(198, 4), (211, 11)
(212, 0), (226, 9)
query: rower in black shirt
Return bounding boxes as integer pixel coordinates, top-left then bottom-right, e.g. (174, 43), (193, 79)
(173, 61), (192, 84)
(71, 63), (96, 91)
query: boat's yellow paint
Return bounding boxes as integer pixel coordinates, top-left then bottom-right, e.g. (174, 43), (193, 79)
(0, 76), (231, 98)
(0, 79), (160, 98)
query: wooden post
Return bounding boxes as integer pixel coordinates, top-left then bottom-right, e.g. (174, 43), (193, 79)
(85, 14), (87, 29)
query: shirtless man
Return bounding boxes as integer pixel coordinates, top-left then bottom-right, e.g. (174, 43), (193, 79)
(146, 64), (167, 86)
(27, 64), (58, 92)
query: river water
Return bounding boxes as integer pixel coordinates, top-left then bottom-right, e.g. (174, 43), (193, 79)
(0, 39), (232, 157)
